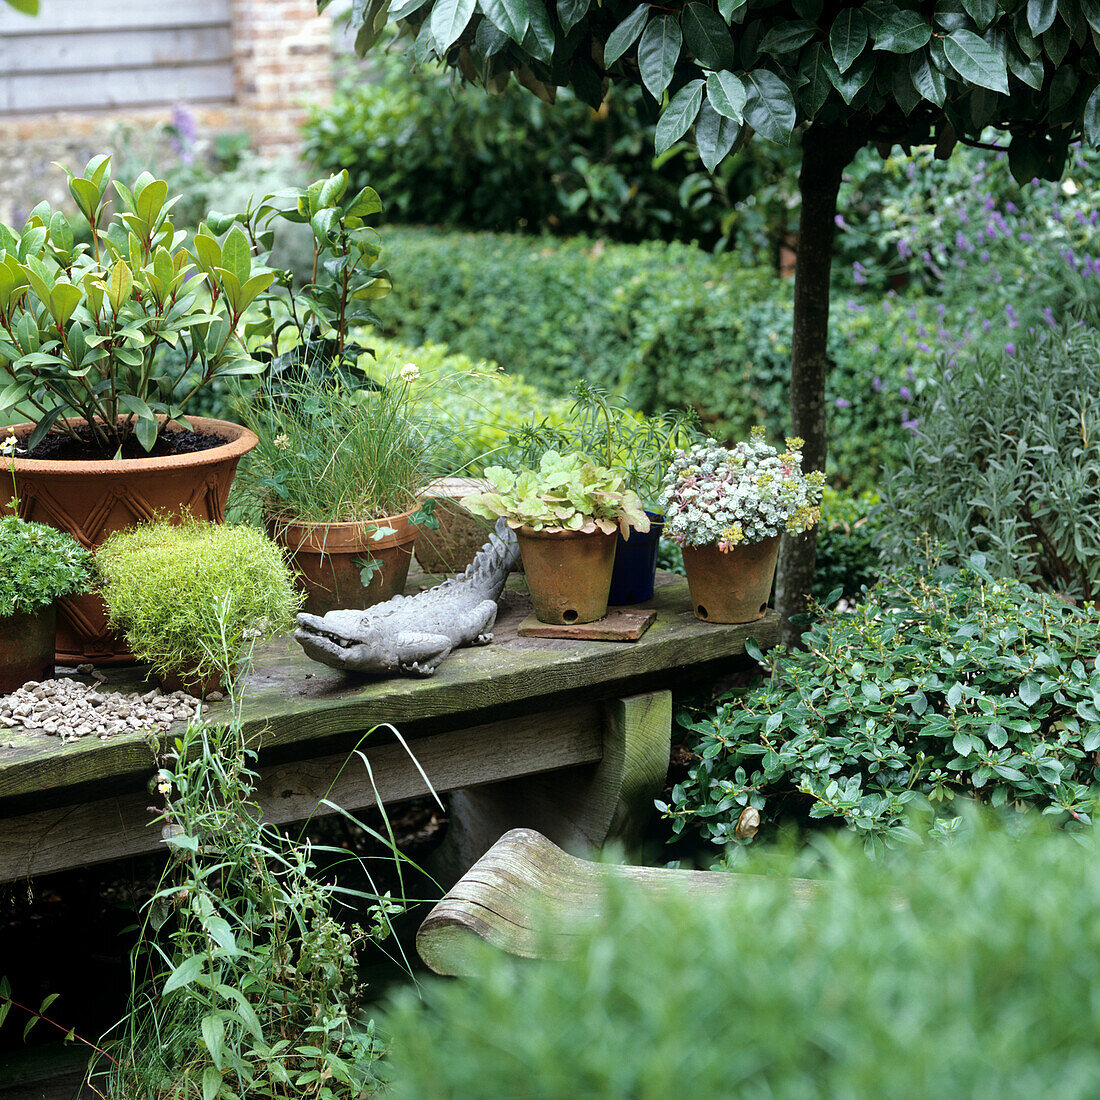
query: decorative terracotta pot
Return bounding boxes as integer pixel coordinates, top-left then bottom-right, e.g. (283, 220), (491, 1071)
(0, 605), (56, 693)
(266, 509), (420, 617)
(414, 477), (497, 575)
(7, 416), (258, 666)
(681, 534), (781, 624)
(515, 526), (617, 625)
(157, 666), (228, 700)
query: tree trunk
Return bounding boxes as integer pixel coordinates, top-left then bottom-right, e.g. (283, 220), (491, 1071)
(775, 124), (863, 648)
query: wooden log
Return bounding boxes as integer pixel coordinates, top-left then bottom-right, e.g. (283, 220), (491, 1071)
(416, 828), (822, 977)
(431, 690), (672, 886)
(0, 705), (603, 883)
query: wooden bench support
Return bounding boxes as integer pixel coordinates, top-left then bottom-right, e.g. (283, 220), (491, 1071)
(430, 690), (672, 887)
(416, 827), (821, 977)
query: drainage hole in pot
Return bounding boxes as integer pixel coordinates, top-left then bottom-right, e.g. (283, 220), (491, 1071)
(759, 603), (768, 615)
(697, 605), (708, 619)
(563, 609), (579, 623)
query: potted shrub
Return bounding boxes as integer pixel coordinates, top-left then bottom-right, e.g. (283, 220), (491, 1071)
(462, 451), (650, 625)
(660, 430), (824, 623)
(96, 517), (300, 697)
(229, 173), (446, 615)
(0, 443), (95, 690)
(0, 155), (266, 663)
(506, 384), (699, 605)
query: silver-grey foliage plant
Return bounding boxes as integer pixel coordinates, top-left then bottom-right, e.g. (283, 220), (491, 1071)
(881, 324), (1100, 602)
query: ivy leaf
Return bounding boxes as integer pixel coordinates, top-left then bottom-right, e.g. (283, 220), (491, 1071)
(706, 69), (746, 122)
(695, 98), (740, 171)
(603, 3), (649, 66)
(480, 0), (530, 44)
(655, 79), (704, 155)
(682, 3), (735, 70)
(874, 9), (932, 53)
(829, 6), (868, 74)
(431, 0), (477, 50)
(944, 29), (1008, 94)
(743, 68), (797, 145)
(638, 14), (682, 99)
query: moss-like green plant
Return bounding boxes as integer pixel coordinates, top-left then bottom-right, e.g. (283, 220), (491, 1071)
(97, 518), (300, 685)
(0, 515), (94, 618)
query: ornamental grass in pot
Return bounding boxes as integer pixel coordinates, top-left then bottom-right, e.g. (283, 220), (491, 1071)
(97, 517), (300, 697)
(505, 383), (700, 605)
(463, 451), (650, 625)
(0, 155), (267, 662)
(660, 430), (824, 624)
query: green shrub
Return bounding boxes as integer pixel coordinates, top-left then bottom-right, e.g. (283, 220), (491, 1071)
(303, 48), (798, 253)
(380, 229), (940, 491)
(97, 519), (300, 685)
(666, 564), (1100, 855)
(384, 822), (1100, 1097)
(0, 514), (94, 617)
(881, 324), (1100, 603)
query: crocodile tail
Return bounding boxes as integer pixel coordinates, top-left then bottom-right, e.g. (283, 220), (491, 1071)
(460, 517), (520, 589)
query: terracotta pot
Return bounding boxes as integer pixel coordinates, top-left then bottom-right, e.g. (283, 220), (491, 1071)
(7, 416), (257, 666)
(0, 604), (56, 693)
(516, 525), (617, 625)
(267, 509), (420, 617)
(414, 477), (498, 575)
(681, 535), (781, 624)
(157, 666), (228, 699)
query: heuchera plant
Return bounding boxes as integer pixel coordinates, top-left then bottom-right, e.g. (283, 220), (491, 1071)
(463, 451), (651, 536)
(659, 430), (824, 550)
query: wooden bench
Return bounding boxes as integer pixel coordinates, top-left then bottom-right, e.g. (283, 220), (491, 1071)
(416, 827), (821, 976)
(0, 572), (778, 886)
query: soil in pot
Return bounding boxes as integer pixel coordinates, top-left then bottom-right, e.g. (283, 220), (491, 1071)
(21, 424), (229, 461)
(608, 513), (664, 606)
(681, 534), (781, 624)
(268, 511), (420, 617)
(516, 526), (618, 625)
(9, 416), (257, 666)
(0, 605), (57, 694)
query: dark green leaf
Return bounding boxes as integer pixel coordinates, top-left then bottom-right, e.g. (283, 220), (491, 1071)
(829, 6), (868, 73)
(944, 29), (1008, 93)
(1027, 0), (1057, 36)
(695, 98), (740, 171)
(431, 0), (477, 50)
(523, 0), (555, 62)
(799, 41), (833, 115)
(655, 79), (704, 154)
(638, 14), (682, 99)
(682, 3), (735, 69)
(479, 0), (529, 43)
(828, 49), (873, 103)
(744, 68), (797, 144)
(1049, 66), (1078, 114)
(891, 56), (922, 114)
(911, 50), (947, 105)
(1084, 85), (1100, 145)
(1043, 17), (1070, 66)
(759, 19), (817, 56)
(556, 0), (587, 35)
(706, 69), (746, 121)
(962, 0), (997, 30)
(874, 9), (932, 53)
(603, 3), (649, 64)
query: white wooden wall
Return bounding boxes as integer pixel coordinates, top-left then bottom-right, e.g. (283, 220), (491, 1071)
(0, 0), (234, 115)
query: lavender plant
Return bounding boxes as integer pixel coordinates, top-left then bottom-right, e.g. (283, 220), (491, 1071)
(659, 430), (823, 551)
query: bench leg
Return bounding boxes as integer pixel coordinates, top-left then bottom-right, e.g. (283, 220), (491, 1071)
(433, 690), (671, 886)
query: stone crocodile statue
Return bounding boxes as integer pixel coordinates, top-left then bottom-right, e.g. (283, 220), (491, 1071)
(294, 518), (521, 676)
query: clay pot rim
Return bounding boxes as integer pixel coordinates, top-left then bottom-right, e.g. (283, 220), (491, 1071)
(515, 524), (619, 541)
(266, 507), (420, 553)
(680, 532), (782, 554)
(6, 415), (258, 476)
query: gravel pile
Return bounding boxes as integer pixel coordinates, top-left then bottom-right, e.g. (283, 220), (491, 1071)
(0, 678), (202, 743)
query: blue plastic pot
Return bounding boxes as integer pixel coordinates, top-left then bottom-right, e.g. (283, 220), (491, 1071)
(608, 512), (664, 606)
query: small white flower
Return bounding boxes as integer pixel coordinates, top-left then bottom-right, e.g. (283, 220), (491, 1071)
(273, 433), (290, 451)
(1, 433), (17, 456)
(400, 363), (420, 384)
(1063, 178), (1079, 196)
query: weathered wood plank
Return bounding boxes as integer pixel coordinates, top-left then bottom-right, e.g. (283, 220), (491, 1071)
(0, 0), (231, 34)
(432, 690), (672, 883)
(0, 705), (604, 883)
(417, 828), (822, 977)
(0, 27), (233, 75)
(0, 576), (776, 805)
